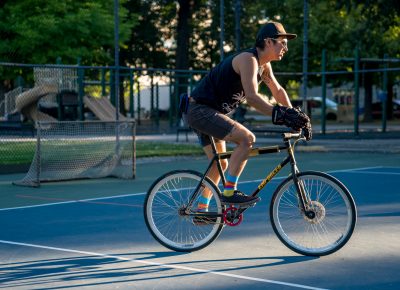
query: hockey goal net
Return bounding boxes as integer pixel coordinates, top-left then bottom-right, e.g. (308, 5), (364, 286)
(14, 121), (136, 187)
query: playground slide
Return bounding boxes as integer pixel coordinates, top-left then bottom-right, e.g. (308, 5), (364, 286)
(15, 85), (58, 122)
(84, 95), (127, 121)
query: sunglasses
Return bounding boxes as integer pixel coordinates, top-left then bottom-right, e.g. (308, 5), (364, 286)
(266, 38), (288, 49)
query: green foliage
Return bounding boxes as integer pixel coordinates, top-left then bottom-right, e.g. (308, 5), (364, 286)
(0, 0), (134, 65)
(136, 141), (203, 157)
(0, 0), (398, 78)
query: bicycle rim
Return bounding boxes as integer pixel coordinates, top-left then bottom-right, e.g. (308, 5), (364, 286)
(144, 170), (224, 252)
(270, 171), (357, 256)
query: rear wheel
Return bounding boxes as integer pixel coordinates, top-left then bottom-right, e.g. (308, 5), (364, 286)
(270, 171), (357, 256)
(144, 170), (224, 252)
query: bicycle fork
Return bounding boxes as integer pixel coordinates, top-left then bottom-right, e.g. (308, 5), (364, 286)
(287, 142), (313, 215)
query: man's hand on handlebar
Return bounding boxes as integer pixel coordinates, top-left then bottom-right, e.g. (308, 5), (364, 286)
(272, 105), (312, 141)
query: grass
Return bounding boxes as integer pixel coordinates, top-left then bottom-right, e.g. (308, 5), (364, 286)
(0, 141), (36, 165)
(0, 140), (203, 165)
(136, 141), (203, 158)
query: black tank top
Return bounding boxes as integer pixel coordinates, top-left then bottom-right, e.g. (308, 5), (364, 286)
(191, 47), (260, 114)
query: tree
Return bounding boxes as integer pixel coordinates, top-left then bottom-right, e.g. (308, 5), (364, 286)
(0, 0), (136, 115)
(121, 1), (175, 69)
(0, 0), (133, 86)
(308, 0), (400, 120)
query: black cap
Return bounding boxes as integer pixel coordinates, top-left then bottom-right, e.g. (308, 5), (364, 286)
(256, 21), (297, 42)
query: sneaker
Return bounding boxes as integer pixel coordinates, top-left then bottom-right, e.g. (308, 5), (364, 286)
(221, 190), (260, 206)
(192, 209), (217, 225)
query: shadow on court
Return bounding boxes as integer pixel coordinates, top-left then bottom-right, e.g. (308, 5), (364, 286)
(0, 252), (318, 289)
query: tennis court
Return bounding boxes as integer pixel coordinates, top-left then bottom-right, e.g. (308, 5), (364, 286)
(0, 151), (399, 289)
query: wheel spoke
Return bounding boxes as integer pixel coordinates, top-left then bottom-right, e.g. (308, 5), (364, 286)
(271, 172), (356, 256)
(144, 171), (223, 252)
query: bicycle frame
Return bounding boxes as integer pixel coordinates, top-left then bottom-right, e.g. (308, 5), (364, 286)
(186, 132), (312, 216)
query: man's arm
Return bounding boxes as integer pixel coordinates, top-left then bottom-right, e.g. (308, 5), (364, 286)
(233, 53), (311, 139)
(232, 53), (274, 116)
(260, 63), (292, 107)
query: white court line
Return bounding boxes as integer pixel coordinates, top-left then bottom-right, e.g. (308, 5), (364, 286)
(0, 192), (146, 212)
(343, 171), (400, 175)
(0, 239), (328, 290)
(326, 166), (383, 173)
(0, 166), (390, 212)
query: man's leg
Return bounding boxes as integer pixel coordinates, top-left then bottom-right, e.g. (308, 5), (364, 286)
(223, 122), (255, 177)
(186, 104), (258, 205)
(220, 122), (260, 204)
(204, 140), (228, 185)
(197, 140), (228, 211)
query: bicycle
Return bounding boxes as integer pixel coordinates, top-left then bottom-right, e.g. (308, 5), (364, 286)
(144, 130), (357, 256)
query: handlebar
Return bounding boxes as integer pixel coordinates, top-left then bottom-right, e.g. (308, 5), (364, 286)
(282, 131), (304, 141)
(249, 127), (306, 141)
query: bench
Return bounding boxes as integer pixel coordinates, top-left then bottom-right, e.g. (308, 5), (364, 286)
(176, 125), (191, 142)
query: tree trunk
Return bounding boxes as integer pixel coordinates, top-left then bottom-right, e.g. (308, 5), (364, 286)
(176, 0), (192, 71)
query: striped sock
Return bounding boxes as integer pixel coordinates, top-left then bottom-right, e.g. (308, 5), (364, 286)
(197, 195), (211, 211)
(223, 173), (239, 197)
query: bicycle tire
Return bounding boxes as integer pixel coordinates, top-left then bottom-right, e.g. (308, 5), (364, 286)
(144, 170), (224, 252)
(270, 171), (357, 256)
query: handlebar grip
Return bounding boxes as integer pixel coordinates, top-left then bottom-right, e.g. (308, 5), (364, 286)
(282, 132), (301, 140)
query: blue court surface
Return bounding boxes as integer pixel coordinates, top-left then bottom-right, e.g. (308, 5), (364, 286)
(0, 153), (399, 290)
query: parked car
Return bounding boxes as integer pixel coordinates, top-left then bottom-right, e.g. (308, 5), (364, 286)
(372, 99), (400, 119)
(292, 97), (338, 120)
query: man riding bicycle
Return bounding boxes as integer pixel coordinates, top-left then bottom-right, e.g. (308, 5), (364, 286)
(183, 21), (312, 211)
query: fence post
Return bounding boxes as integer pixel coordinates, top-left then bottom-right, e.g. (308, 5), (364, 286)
(382, 54), (388, 133)
(101, 69), (106, 96)
(321, 49), (327, 135)
(137, 80), (141, 126)
(77, 59), (85, 121)
(174, 77), (180, 126)
(354, 47), (360, 135)
(169, 73), (173, 127)
(129, 70), (134, 119)
(110, 69), (115, 106)
(155, 82), (159, 127)
(56, 58), (63, 121)
(150, 73), (154, 120)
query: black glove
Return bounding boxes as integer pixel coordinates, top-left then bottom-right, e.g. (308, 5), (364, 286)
(302, 121), (312, 141)
(272, 105), (310, 131)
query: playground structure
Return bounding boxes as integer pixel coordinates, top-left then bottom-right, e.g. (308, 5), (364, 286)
(84, 95), (127, 121)
(15, 85), (58, 123)
(0, 64), (206, 132)
(2, 66), (128, 125)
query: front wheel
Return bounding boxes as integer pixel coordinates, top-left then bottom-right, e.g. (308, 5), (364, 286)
(144, 170), (224, 252)
(270, 171), (357, 256)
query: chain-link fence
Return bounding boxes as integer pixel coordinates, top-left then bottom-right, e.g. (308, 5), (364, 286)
(0, 62), (399, 175)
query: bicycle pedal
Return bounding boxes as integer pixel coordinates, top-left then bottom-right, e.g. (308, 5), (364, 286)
(241, 200), (261, 209)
